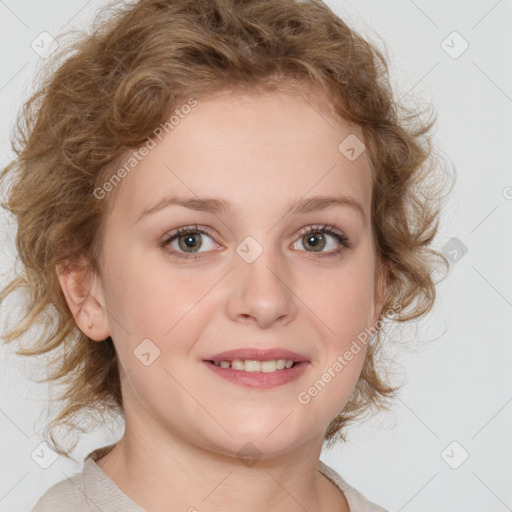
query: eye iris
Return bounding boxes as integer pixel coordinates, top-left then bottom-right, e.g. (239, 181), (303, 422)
(304, 232), (325, 252)
(179, 233), (202, 252)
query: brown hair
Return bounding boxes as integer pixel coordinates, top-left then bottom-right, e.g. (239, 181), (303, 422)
(0, 0), (450, 459)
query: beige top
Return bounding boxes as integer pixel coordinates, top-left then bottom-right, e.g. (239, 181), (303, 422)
(31, 450), (388, 512)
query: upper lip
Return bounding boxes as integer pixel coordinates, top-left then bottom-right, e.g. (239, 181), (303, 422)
(206, 348), (310, 363)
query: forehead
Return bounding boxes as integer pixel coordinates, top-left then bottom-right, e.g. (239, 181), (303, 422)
(105, 86), (373, 223)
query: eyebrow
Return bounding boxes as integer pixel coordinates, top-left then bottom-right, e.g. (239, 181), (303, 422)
(137, 194), (366, 224)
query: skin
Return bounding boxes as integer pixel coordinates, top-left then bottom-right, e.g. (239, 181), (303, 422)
(57, 85), (387, 512)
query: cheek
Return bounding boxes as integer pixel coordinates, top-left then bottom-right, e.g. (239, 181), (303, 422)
(106, 250), (219, 338)
(305, 259), (376, 347)
(297, 264), (374, 416)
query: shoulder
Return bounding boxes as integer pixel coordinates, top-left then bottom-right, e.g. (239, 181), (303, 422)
(32, 452), (145, 512)
(318, 460), (389, 512)
(31, 466), (88, 512)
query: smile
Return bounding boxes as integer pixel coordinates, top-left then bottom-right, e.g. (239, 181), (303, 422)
(210, 359), (296, 372)
(204, 360), (309, 389)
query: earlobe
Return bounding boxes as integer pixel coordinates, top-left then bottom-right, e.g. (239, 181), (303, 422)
(55, 260), (110, 341)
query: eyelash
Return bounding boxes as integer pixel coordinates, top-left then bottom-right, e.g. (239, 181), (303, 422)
(160, 223), (352, 260)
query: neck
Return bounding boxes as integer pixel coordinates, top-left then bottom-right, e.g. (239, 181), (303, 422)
(95, 418), (349, 511)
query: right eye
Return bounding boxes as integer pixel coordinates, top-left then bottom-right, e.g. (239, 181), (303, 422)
(161, 225), (220, 259)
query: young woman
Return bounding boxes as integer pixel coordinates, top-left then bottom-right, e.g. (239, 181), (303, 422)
(1, 1), (448, 510)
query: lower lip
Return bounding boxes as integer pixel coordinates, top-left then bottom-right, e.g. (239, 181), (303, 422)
(203, 361), (309, 389)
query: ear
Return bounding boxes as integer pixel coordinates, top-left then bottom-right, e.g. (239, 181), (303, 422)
(55, 258), (111, 341)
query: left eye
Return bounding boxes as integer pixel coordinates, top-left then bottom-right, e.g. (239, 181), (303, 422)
(292, 225), (350, 255)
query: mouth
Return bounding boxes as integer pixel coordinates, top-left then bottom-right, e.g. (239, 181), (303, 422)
(206, 358), (299, 373)
(203, 348), (310, 389)
(207, 348), (309, 365)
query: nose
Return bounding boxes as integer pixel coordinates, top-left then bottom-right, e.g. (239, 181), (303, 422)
(225, 244), (298, 329)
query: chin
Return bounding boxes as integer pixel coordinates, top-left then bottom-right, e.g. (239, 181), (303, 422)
(206, 427), (310, 462)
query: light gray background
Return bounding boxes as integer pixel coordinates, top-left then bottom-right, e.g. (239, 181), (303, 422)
(0, 1), (511, 511)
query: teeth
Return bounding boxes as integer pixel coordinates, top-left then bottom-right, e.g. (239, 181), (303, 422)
(244, 360), (261, 372)
(260, 360), (276, 373)
(231, 359), (244, 370)
(213, 359), (296, 372)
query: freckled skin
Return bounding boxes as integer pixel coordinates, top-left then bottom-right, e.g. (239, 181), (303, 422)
(58, 87), (386, 512)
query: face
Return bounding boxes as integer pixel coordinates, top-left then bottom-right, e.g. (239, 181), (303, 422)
(68, 86), (385, 459)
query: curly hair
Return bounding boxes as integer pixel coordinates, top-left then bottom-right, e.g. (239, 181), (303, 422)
(0, 0), (450, 460)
